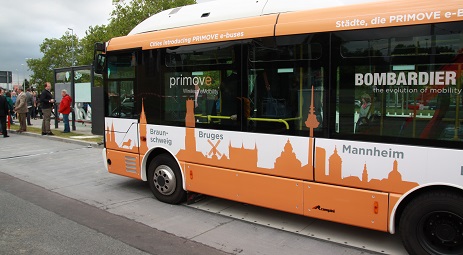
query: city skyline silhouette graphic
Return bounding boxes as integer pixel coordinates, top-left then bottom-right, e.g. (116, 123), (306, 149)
(106, 88), (418, 193)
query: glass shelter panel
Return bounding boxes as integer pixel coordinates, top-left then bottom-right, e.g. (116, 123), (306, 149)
(74, 69), (92, 121)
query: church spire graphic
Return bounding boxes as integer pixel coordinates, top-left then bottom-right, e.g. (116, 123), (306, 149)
(185, 99), (195, 128)
(362, 163), (368, 182)
(304, 85), (320, 137)
(305, 85), (320, 178)
(139, 99), (148, 155)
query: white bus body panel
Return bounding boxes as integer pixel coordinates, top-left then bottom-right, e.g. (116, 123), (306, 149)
(105, 118), (463, 192)
(129, 0), (385, 35)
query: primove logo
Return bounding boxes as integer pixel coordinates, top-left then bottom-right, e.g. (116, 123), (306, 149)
(169, 74), (212, 88)
(312, 205), (336, 213)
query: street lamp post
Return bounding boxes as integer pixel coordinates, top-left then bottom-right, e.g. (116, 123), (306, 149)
(67, 28), (77, 131)
(21, 64), (25, 89)
(68, 28), (75, 66)
(15, 69), (19, 88)
(24, 58), (30, 89)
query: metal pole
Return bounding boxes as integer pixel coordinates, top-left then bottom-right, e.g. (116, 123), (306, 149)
(71, 68), (76, 131)
(6, 71), (10, 91)
(24, 58), (30, 89)
(90, 65), (95, 135)
(54, 69), (58, 129)
(21, 64), (25, 89)
(67, 28), (76, 131)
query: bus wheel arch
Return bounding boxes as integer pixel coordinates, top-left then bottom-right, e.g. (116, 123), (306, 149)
(145, 149), (186, 204)
(394, 185), (463, 255)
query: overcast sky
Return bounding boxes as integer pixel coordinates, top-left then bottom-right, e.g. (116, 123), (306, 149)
(0, 0), (214, 87)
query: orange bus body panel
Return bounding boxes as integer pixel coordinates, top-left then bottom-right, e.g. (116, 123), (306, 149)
(388, 193), (402, 231)
(276, 0), (463, 36)
(107, 149), (142, 180)
(183, 162), (305, 215)
(107, 14), (278, 52)
(182, 161), (389, 230)
(304, 182), (389, 232)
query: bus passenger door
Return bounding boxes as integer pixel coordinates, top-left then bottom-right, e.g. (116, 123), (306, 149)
(105, 75), (141, 179)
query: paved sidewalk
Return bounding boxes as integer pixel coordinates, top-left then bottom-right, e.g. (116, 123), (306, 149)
(29, 117), (93, 136)
(8, 117), (103, 147)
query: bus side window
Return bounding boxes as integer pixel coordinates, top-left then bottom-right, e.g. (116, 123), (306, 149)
(248, 36), (327, 137)
(335, 23), (463, 145)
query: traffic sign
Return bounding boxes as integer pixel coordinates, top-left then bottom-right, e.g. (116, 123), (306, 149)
(0, 71), (12, 83)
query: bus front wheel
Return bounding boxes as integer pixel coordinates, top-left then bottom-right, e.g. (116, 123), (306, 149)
(147, 154), (186, 204)
(399, 191), (463, 255)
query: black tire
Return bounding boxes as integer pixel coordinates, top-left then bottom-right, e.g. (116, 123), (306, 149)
(147, 154), (186, 204)
(399, 191), (463, 255)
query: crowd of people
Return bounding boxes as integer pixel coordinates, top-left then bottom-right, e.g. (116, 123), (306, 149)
(0, 82), (72, 138)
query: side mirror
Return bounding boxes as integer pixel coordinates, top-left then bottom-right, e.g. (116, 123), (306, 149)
(94, 42), (105, 52)
(93, 42), (106, 75)
(94, 54), (106, 75)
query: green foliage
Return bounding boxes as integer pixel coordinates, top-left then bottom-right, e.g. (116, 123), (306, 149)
(108, 0), (196, 35)
(28, 31), (79, 91)
(79, 25), (111, 67)
(28, 0), (196, 90)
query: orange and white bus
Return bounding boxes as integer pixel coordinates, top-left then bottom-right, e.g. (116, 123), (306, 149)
(95, 0), (463, 254)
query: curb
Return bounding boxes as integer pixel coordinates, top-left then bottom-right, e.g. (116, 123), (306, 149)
(9, 130), (103, 148)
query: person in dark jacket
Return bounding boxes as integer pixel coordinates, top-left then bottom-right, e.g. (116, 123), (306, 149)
(0, 88), (10, 137)
(39, 82), (55, 135)
(5, 91), (14, 125)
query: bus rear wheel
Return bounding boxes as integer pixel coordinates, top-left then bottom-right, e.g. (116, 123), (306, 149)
(147, 154), (186, 204)
(399, 191), (463, 255)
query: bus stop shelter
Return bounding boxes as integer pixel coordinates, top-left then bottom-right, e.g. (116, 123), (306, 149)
(53, 65), (104, 135)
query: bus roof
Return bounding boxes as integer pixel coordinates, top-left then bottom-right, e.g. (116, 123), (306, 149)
(107, 0), (463, 52)
(128, 0), (383, 35)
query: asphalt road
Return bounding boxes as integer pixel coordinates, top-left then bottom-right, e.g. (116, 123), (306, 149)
(0, 186), (150, 255)
(0, 133), (382, 255)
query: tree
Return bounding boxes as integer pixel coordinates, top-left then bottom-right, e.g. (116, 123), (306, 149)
(108, 0), (196, 36)
(28, 0), (196, 90)
(79, 24), (111, 67)
(27, 31), (77, 91)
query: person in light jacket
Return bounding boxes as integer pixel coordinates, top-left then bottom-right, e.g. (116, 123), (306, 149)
(14, 86), (28, 133)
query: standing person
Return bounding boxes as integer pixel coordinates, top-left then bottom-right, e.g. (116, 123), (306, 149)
(5, 91), (14, 125)
(14, 86), (28, 133)
(11, 91), (17, 104)
(26, 88), (33, 125)
(0, 88), (10, 137)
(58, 89), (72, 133)
(39, 82), (55, 135)
(11, 91), (17, 120)
(32, 91), (38, 119)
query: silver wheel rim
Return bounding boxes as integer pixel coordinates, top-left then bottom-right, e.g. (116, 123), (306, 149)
(153, 165), (176, 196)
